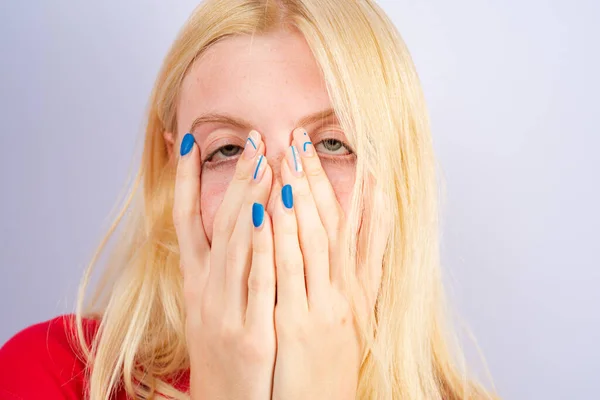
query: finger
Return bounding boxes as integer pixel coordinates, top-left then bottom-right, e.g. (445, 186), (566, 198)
(292, 128), (344, 238)
(208, 130), (264, 291)
(280, 144), (329, 308)
(272, 184), (308, 314)
(292, 127), (345, 282)
(225, 155), (272, 318)
(245, 203), (276, 329)
(173, 133), (210, 285)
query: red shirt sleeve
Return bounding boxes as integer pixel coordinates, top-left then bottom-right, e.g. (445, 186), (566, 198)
(0, 315), (189, 399)
(0, 315), (99, 400)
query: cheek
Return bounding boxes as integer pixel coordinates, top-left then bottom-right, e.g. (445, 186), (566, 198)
(199, 162), (355, 240)
(200, 169), (234, 242)
(321, 162), (356, 215)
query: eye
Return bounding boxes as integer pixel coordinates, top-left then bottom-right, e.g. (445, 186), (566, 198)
(205, 144), (244, 163)
(314, 138), (352, 156)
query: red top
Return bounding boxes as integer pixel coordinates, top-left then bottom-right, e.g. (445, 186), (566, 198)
(0, 315), (189, 399)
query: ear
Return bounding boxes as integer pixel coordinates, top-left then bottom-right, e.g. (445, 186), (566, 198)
(164, 131), (176, 158)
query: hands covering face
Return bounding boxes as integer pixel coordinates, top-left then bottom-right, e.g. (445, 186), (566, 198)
(173, 128), (386, 400)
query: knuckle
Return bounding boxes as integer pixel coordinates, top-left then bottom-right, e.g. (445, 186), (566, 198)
(278, 258), (304, 277)
(280, 220), (298, 236)
(306, 163), (324, 178)
(219, 321), (241, 342)
(213, 210), (235, 237)
(275, 307), (308, 341)
(317, 309), (338, 328)
(294, 187), (313, 203)
(172, 206), (193, 229)
(238, 332), (273, 363)
(304, 229), (328, 253)
(199, 297), (216, 322)
(247, 272), (274, 294)
(330, 301), (352, 326)
(225, 241), (246, 266)
(252, 237), (271, 256)
(227, 228), (250, 254)
(233, 161), (251, 182)
(177, 164), (196, 181)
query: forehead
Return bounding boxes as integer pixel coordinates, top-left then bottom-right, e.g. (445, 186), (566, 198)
(178, 30), (331, 133)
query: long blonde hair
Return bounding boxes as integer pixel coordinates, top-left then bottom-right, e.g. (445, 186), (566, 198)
(75, 0), (495, 398)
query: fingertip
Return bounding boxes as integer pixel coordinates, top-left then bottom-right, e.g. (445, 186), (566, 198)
(281, 184), (294, 210)
(180, 133), (195, 156)
(177, 135), (200, 173)
(293, 127), (314, 158)
(279, 151), (296, 185)
(252, 202), (265, 228)
(176, 137), (201, 183)
(252, 154), (266, 181)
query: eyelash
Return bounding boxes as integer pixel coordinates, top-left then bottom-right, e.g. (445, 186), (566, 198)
(204, 144), (243, 163)
(203, 135), (354, 164)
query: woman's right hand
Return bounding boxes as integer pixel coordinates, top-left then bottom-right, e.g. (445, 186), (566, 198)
(173, 131), (275, 400)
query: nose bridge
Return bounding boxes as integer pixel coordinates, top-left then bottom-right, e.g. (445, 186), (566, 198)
(266, 176), (282, 217)
(265, 154), (284, 216)
(263, 134), (289, 215)
(263, 129), (290, 181)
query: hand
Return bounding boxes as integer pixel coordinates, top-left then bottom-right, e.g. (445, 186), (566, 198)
(173, 131), (276, 400)
(270, 128), (387, 400)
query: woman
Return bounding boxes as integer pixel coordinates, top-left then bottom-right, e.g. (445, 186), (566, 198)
(0, 0), (496, 399)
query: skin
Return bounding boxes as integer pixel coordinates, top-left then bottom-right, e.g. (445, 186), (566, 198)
(168, 30), (386, 399)
(168, 30), (356, 240)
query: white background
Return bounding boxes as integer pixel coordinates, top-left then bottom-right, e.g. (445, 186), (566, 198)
(1, 1), (598, 398)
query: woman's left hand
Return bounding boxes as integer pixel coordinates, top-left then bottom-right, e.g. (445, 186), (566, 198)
(270, 128), (386, 400)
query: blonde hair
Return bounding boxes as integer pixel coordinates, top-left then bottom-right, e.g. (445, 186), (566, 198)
(75, 0), (496, 399)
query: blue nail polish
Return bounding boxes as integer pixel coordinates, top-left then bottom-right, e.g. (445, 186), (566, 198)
(253, 155), (264, 180)
(282, 184), (293, 209)
(252, 203), (264, 228)
(291, 145), (301, 172)
(180, 133), (195, 156)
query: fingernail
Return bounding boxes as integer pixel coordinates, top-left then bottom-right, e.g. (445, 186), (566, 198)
(281, 184), (293, 209)
(287, 145), (303, 176)
(253, 155), (265, 181)
(180, 133), (195, 156)
(302, 140), (314, 157)
(296, 129), (313, 157)
(243, 130), (260, 159)
(252, 203), (264, 228)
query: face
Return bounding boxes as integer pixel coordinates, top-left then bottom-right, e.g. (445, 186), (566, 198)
(168, 30), (356, 241)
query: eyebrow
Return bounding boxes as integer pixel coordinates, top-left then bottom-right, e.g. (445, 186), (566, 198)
(188, 107), (337, 133)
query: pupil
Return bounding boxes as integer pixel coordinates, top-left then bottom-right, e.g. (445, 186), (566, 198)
(323, 139), (342, 151)
(221, 145), (239, 156)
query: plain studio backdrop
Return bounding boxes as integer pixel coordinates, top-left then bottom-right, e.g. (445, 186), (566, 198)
(1, 1), (598, 398)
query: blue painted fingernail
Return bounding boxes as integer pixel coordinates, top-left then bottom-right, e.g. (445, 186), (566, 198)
(302, 141), (314, 156)
(291, 145), (303, 173)
(180, 133), (195, 156)
(253, 155), (264, 180)
(281, 184), (293, 209)
(252, 203), (264, 228)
